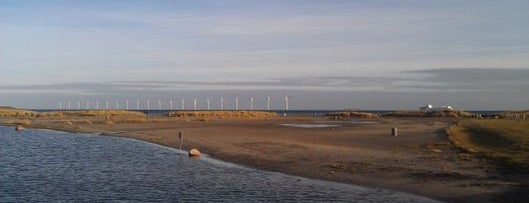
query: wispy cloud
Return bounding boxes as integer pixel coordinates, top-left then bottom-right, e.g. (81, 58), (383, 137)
(2, 68), (527, 94)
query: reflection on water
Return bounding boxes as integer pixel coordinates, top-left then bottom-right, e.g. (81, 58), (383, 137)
(0, 126), (438, 202)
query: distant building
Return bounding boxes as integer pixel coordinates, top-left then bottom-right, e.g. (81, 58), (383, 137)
(420, 103), (452, 112)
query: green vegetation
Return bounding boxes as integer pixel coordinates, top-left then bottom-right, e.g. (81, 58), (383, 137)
(447, 119), (529, 172)
(168, 111), (278, 118)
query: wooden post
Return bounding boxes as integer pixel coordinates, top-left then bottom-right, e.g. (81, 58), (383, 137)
(178, 132), (184, 150)
(392, 127), (398, 137)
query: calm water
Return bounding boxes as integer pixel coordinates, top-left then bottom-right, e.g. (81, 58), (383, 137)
(0, 126), (439, 202)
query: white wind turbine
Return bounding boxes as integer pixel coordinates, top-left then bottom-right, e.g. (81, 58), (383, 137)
(59, 101), (62, 110)
(86, 101), (90, 109)
(248, 97), (254, 110)
(169, 100), (173, 110)
(96, 101), (99, 109)
(115, 101), (119, 109)
(77, 101), (81, 110)
(235, 97), (239, 110)
(220, 98), (224, 110)
(206, 98), (210, 110)
(136, 100), (140, 110)
(158, 100), (162, 110)
(181, 99), (185, 110)
(68, 101), (71, 110)
(193, 99), (197, 110)
(126, 100), (129, 110)
(106, 101), (109, 110)
(284, 94), (289, 111)
(147, 100), (151, 110)
(266, 96), (271, 110)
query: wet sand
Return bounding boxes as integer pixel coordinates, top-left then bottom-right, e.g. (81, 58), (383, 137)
(7, 116), (526, 202)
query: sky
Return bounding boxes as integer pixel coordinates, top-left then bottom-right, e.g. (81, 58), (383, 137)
(1, 0), (528, 110)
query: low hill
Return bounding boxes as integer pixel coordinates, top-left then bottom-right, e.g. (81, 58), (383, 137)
(382, 110), (473, 118)
(168, 111), (278, 118)
(326, 111), (379, 119)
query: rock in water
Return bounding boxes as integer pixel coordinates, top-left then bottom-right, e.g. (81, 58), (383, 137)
(189, 148), (201, 157)
(15, 125), (24, 131)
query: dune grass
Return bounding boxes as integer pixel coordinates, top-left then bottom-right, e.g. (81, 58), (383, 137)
(168, 111), (278, 118)
(447, 119), (529, 172)
(1, 109), (146, 118)
(39, 110), (146, 117)
(383, 110), (473, 118)
(0, 109), (39, 118)
(326, 111), (379, 119)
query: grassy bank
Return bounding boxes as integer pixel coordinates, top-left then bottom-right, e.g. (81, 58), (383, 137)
(447, 119), (529, 172)
(0, 109), (146, 118)
(326, 111), (379, 119)
(383, 110), (473, 118)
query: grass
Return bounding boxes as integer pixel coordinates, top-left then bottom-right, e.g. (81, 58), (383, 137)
(383, 110), (473, 118)
(1, 109), (146, 118)
(39, 110), (146, 117)
(447, 119), (529, 172)
(326, 111), (379, 119)
(0, 109), (39, 118)
(168, 111), (278, 118)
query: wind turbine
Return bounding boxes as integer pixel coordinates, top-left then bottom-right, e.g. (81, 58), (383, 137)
(284, 94), (289, 111)
(158, 100), (162, 110)
(68, 101), (71, 110)
(266, 96), (271, 110)
(96, 101), (99, 109)
(181, 99), (185, 110)
(282, 94), (290, 117)
(147, 100), (150, 110)
(248, 97), (254, 110)
(220, 98), (224, 110)
(59, 101), (62, 110)
(169, 100), (173, 110)
(86, 101), (90, 109)
(206, 98), (210, 110)
(126, 100), (129, 110)
(77, 101), (81, 110)
(106, 101), (109, 110)
(115, 101), (119, 109)
(136, 100), (140, 110)
(193, 99), (197, 110)
(235, 97), (239, 110)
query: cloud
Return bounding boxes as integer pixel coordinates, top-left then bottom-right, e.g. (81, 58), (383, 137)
(2, 68), (527, 95)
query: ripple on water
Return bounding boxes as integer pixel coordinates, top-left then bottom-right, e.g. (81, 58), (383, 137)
(0, 126), (439, 202)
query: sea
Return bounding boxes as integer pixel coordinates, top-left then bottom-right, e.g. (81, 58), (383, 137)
(0, 126), (439, 202)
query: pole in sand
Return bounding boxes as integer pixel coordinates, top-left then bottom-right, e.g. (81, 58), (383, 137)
(178, 132), (184, 150)
(392, 127), (398, 137)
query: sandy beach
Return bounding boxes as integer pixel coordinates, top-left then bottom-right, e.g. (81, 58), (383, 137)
(4, 114), (525, 203)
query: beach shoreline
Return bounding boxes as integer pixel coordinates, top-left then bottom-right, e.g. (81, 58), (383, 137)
(2, 115), (525, 202)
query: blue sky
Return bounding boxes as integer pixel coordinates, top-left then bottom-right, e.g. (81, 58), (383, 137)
(1, 0), (528, 109)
